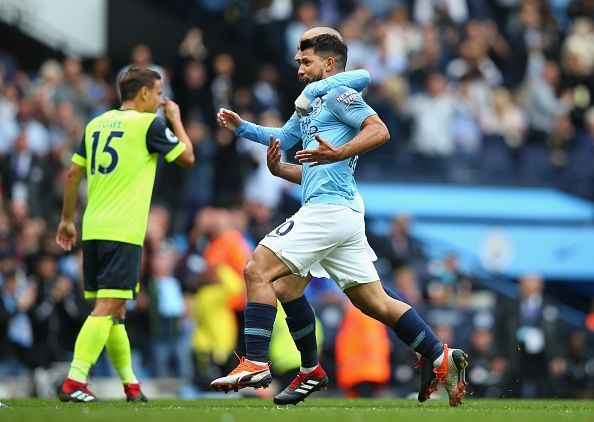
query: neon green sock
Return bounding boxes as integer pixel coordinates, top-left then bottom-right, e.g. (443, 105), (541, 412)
(106, 323), (138, 384)
(68, 315), (114, 383)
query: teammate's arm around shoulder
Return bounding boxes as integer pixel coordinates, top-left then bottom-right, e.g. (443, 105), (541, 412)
(327, 86), (390, 158)
(295, 88), (390, 166)
(162, 98), (195, 167)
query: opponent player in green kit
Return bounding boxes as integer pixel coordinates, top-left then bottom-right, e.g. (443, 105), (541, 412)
(56, 67), (194, 402)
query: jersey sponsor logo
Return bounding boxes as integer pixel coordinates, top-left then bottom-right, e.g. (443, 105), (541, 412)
(336, 88), (358, 108)
(165, 128), (178, 143)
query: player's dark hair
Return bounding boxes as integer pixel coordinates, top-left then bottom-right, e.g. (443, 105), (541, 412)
(299, 34), (348, 70)
(119, 66), (161, 101)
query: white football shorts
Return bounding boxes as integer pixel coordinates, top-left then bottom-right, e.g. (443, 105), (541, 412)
(259, 203), (379, 291)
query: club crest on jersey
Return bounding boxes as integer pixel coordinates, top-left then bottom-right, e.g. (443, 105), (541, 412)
(336, 88), (358, 108)
(165, 128), (178, 143)
(310, 97), (323, 118)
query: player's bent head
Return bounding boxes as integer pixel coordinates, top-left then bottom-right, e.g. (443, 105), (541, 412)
(299, 34), (347, 72)
(119, 66), (162, 102)
(301, 26), (343, 43)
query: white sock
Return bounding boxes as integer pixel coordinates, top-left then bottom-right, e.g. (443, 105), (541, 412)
(300, 365), (318, 374)
(433, 351), (446, 368)
(247, 359), (267, 366)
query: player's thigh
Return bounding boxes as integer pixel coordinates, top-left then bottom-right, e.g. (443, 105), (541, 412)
(92, 298), (127, 317)
(319, 212), (379, 291)
(94, 240), (142, 300)
(246, 244), (294, 284)
(273, 274), (313, 303)
(259, 204), (354, 278)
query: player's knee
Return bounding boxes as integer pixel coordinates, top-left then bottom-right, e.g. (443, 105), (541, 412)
(243, 259), (265, 287)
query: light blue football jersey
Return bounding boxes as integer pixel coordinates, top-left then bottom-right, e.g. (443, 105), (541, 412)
(235, 70), (376, 213)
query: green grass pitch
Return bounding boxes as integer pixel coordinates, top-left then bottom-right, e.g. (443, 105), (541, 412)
(0, 398), (592, 422)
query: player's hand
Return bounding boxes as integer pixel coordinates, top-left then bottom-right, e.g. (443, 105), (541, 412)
(217, 108), (243, 132)
(267, 135), (282, 176)
(163, 98), (181, 123)
(295, 134), (343, 166)
(295, 91), (312, 116)
(56, 220), (77, 252)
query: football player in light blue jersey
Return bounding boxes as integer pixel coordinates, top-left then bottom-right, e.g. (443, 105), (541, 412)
(211, 29), (468, 407)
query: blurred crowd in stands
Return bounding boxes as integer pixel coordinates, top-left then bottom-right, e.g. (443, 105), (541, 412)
(0, 0), (593, 399)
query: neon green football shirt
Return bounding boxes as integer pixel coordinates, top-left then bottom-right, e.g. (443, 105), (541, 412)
(71, 109), (186, 246)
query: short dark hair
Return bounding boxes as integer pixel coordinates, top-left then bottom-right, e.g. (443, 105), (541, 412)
(299, 34), (348, 70)
(119, 66), (161, 101)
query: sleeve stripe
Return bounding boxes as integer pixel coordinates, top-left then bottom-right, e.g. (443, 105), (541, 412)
(71, 153), (87, 167)
(164, 142), (187, 163)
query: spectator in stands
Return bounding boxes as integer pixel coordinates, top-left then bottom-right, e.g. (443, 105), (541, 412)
(16, 98), (50, 158)
(562, 107), (594, 198)
(496, 273), (564, 398)
(335, 304), (391, 398)
(29, 254), (84, 369)
(53, 57), (94, 121)
(176, 60), (213, 124)
(116, 44), (172, 100)
(252, 64), (281, 113)
(392, 266), (424, 308)
(0, 265), (35, 376)
(86, 57), (116, 118)
(523, 59), (571, 144)
(211, 53), (235, 112)
(238, 110), (287, 243)
(413, 0), (469, 25)
(370, 215), (425, 271)
(467, 327), (501, 397)
(285, 1), (320, 66)
(1, 130), (52, 218)
(0, 81), (20, 156)
(559, 24), (594, 158)
(148, 244), (193, 378)
(406, 73), (457, 173)
(548, 329), (593, 399)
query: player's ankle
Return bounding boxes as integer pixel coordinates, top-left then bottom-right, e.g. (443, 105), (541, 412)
(300, 365), (318, 374)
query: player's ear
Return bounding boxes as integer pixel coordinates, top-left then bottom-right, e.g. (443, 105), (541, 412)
(139, 86), (149, 101)
(325, 56), (335, 72)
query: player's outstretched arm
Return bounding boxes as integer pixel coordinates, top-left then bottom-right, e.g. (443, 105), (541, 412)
(218, 107), (301, 151)
(163, 99), (195, 167)
(267, 135), (302, 185)
(56, 163), (85, 251)
(295, 69), (371, 116)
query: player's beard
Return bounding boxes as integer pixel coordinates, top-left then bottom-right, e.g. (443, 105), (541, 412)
(299, 69), (324, 85)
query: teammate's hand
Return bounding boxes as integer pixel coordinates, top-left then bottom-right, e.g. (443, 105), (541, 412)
(295, 134), (343, 166)
(267, 135), (282, 176)
(295, 91), (312, 116)
(56, 220), (77, 251)
(163, 98), (181, 123)
(217, 108), (243, 132)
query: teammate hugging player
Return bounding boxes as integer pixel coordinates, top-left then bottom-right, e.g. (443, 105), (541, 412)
(211, 28), (469, 407)
(56, 67), (194, 403)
